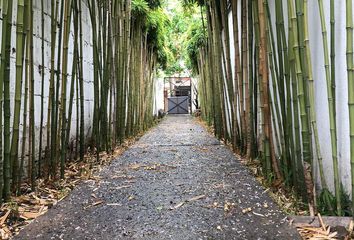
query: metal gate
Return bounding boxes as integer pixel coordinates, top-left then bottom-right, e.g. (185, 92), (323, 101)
(167, 96), (189, 114)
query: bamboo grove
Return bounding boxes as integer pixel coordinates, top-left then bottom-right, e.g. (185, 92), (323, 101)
(0, 0), (168, 202)
(188, 0), (354, 216)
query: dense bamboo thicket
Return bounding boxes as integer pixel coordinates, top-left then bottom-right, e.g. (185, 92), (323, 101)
(0, 0), (166, 202)
(187, 0), (353, 216)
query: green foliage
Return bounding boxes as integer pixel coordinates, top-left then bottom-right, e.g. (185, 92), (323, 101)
(157, 0), (206, 75)
(132, 0), (149, 19)
(146, 8), (170, 68)
(146, 8), (169, 49)
(131, 0), (206, 74)
(184, 19), (207, 74)
(181, 0), (206, 8)
(147, 0), (165, 9)
(317, 185), (352, 216)
(132, 0), (170, 69)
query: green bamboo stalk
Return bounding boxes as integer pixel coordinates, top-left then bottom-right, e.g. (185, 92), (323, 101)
(287, 0), (306, 196)
(231, 0), (242, 148)
(1, 0), (13, 200)
(48, 0), (59, 177)
(88, 0), (101, 162)
(330, 0), (336, 135)
(265, 0), (287, 182)
(60, 0), (72, 179)
(28, 0), (36, 189)
(304, 0), (335, 214)
(275, 0), (287, 134)
(290, 0), (315, 215)
(18, 0), (30, 193)
(220, 0), (235, 143)
(38, 0), (45, 177)
(258, 0), (275, 179)
(317, 0), (341, 215)
(10, 0), (26, 191)
(66, 0), (79, 162)
(78, 0), (85, 162)
(277, 0), (297, 188)
(121, 0), (131, 142)
(248, 0), (256, 158)
(252, 0), (261, 159)
(53, 0), (65, 175)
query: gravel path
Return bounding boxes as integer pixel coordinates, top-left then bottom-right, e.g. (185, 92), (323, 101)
(15, 115), (300, 240)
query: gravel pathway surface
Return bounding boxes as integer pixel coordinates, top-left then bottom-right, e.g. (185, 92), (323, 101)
(15, 115), (300, 240)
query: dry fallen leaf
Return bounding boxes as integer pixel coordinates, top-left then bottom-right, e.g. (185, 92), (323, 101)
(188, 195), (206, 202)
(106, 203), (122, 206)
(113, 185), (132, 190)
(171, 201), (185, 210)
(0, 225), (11, 240)
(20, 211), (44, 220)
(0, 210), (11, 225)
(84, 200), (104, 209)
(252, 211), (265, 217)
(128, 163), (144, 170)
(171, 195), (206, 210)
(296, 214), (342, 240)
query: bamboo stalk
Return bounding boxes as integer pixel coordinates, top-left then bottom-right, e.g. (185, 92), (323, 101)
(59, 0), (72, 179)
(78, 0), (85, 162)
(48, 0), (59, 177)
(259, 0), (281, 180)
(290, 0), (315, 215)
(18, 0), (30, 193)
(231, 0), (242, 148)
(28, 0), (36, 189)
(10, 0), (26, 191)
(38, 0), (45, 177)
(1, 0), (14, 200)
(317, 0), (341, 215)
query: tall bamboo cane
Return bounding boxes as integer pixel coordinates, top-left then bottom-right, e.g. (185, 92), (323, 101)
(10, 0), (26, 191)
(38, 0), (45, 177)
(66, 0), (79, 163)
(1, 0), (13, 200)
(28, 0), (36, 189)
(317, 0), (341, 215)
(258, 0), (275, 179)
(59, 0), (72, 179)
(78, 0), (85, 162)
(19, 0), (30, 192)
(48, 0), (59, 177)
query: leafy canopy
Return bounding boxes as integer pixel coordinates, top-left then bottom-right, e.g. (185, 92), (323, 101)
(131, 0), (206, 74)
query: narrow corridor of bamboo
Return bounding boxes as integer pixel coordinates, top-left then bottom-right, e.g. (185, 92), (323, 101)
(0, 0), (353, 220)
(0, 0), (166, 202)
(188, 0), (354, 216)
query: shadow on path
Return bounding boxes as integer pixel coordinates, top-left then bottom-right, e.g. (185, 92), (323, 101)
(15, 115), (300, 240)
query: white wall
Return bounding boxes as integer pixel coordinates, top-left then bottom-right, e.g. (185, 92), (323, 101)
(154, 77), (165, 115)
(307, 0), (351, 193)
(1, 0), (95, 160)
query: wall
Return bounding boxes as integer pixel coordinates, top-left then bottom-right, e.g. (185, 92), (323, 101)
(1, 0), (95, 161)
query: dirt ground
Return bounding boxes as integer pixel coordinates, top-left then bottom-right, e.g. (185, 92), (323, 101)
(14, 115), (300, 240)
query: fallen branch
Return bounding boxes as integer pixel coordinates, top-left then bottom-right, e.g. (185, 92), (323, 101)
(170, 194), (206, 210)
